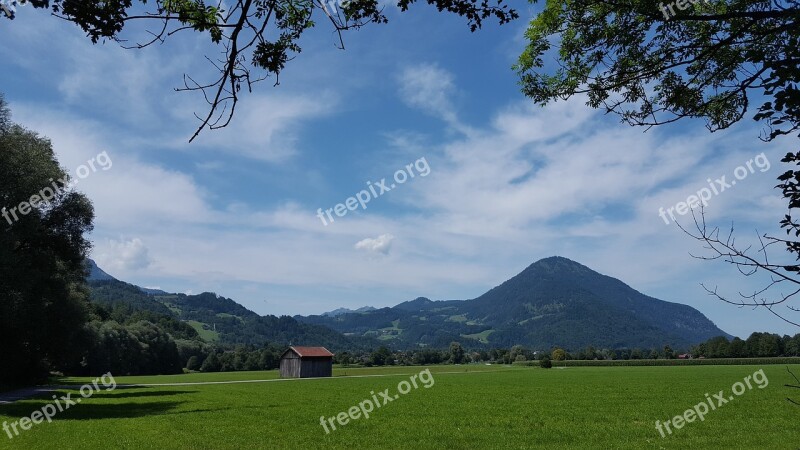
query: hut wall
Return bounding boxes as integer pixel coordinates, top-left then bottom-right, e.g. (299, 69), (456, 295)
(300, 357), (333, 378)
(280, 352), (302, 378)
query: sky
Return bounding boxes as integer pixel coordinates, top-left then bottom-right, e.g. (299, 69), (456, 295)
(1, 2), (798, 339)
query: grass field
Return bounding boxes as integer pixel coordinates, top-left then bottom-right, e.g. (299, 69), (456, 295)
(185, 320), (220, 342)
(1, 364), (798, 449)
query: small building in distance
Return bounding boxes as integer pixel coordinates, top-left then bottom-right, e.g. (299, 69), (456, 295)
(279, 346), (334, 378)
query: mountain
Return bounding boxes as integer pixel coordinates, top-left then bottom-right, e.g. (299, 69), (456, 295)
(84, 261), (376, 352)
(139, 287), (169, 295)
(322, 306), (377, 317)
(297, 256), (731, 350)
(86, 259), (168, 295)
(86, 259), (117, 281)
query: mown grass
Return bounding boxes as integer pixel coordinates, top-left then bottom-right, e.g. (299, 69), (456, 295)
(1, 365), (798, 449)
(185, 320), (219, 342)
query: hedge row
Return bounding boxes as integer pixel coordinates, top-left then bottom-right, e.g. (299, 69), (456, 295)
(513, 357), (800, 367)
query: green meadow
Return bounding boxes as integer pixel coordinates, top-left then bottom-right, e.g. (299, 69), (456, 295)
(1, 365), (798, 449)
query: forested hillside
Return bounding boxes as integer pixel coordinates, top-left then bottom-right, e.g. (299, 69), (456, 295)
(298, 257), (730, 350)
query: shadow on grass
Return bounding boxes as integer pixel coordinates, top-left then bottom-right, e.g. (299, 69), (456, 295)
(0, 388), (210, 421)
(93, 390), (198, 399)
(24, 388), (199, 400)
(0, 399), (188, 420)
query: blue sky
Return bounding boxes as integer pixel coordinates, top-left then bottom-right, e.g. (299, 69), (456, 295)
(1, 2), (797, 339)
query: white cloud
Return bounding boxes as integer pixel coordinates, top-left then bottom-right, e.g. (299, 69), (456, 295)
(2, 11), (338, 163)
(355, 234), (395, 255)
(190, 92), (339, 162)
(8, 106), (215, 230)
(95, 238), (153, 272)
(398, 64), (460, 126)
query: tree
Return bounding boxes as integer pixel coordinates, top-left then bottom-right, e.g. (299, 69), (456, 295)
(186, 355), (202, 371)
(79, 320), (185, 375)
(82, 320), (145, 375)
(509, 345), (529, 361)
(517, 0), (798, 137)
(757, 333), (781, 356)
(705, 336), (731, 358)
(128, 320), (183, 374)
(370, 345), (392, 366)
(0, 95), (95, 385)
(11, 0), (518, 141)
(413, 348), (444, 365)
(449, 341), (466, 364)
(787, 335), (800, 356)
(551, 348), (566, 361)
(539, 355), (552, 368)
(175, 338), (208, 366)
(244, 353), (261, 371)
(729, 337), (746, 357)
(516, 0), (800, 325)
(259, 348), (279, 369)
(201, 351), (222, 372)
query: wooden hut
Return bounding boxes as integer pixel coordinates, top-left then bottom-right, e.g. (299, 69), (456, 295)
(279, 346), (334, 378)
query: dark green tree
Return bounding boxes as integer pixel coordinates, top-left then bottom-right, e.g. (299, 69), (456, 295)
(757, 333), (781, 356)
(82, 321), (144, 375)
(186, 355), (202, 371)
(706, 336), (731, 358)
(412, 348), (444, 365)
(201, 351), (222, 372)
(509, 345), (529, 361)
(517, 0), (798, 137)
(449, 341), (466, 364)
(243, 353), (261, 371)
(259, 348), (278, 370)
(370, 345), (393, 366)
(786, 335), (800, 356)
(0, 95), (95, 385)
(729, 337), (746, 357)
(128, 321), (184, 374)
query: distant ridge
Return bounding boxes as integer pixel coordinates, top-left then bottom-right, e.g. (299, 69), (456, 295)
(86, 259), (166, 295)
(322, 306), (377, 317)
(86, 259), (116, 282)
(84, 256), (731, 351)
(297, 256), (731, 350)
(83, 260), (376, 352)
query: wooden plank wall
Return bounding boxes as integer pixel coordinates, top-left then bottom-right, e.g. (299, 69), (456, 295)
(280, 353), (302, 378)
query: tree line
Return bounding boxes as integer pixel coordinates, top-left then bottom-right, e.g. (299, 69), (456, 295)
(690, 333), (800, 359)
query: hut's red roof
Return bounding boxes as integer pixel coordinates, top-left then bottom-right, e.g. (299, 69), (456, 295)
(288, 346), (334, 358)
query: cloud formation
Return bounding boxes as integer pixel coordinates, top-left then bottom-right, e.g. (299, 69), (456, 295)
(398, 63), (459, 125)
(95, 238), (153, 272)
(355, 234), (395, 255)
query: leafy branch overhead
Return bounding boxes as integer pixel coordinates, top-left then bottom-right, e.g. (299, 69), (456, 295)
(515, 0), (800, 140)
(13, 0), (518, 141)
